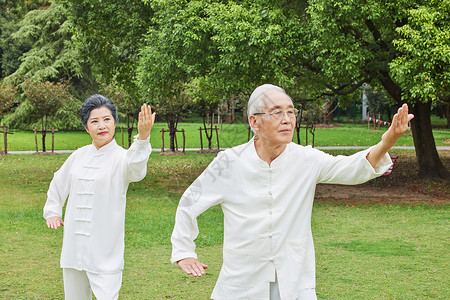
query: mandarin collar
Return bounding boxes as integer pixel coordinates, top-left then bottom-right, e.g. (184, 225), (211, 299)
(248, 136), (290, 168)
(91, 138), (118, 155)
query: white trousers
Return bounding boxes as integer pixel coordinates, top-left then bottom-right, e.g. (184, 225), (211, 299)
(269, 275), (317, 300)
(63, 268), (122, 300)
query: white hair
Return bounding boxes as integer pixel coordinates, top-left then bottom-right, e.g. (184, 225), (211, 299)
(247, 84), (290, 135)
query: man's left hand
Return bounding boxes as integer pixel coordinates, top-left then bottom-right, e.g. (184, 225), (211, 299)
(381, 103), (414, 147)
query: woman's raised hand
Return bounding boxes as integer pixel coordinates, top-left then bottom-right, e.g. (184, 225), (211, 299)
(137, 104), (156, 140)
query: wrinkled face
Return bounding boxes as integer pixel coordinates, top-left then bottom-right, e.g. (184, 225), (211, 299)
(85, 106), (116, 149)
(250, 90), (295, 147)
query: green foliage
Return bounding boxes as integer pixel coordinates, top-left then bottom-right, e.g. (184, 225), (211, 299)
(23, 80), (71, 125)
(53, 97), (83, 130)
(303, 0), (449, 177)
(299, 100), (322, 125)
(0, 81), (17, 121)
(63, 0), (154, 93)
(8, 2), (84, 82)
(364, 84), (394, 115)
(5, 98), (35, 129)
(390, 0), (450, 102)
(304, 0), (449, 104)
(146, 0), (295, 97)
(0, 0), (51, 18)
(137, 26), (192, 127)
(0, 12), (31, 79)
(137, 22), (194, 150)
(9, 80), (72, 131)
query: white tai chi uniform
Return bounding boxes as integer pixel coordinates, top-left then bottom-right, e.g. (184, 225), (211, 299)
(44, 136), (151, 299)
(171, 138), (391, 300)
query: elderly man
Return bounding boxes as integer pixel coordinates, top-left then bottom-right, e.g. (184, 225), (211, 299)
(171, 84), (414, 300)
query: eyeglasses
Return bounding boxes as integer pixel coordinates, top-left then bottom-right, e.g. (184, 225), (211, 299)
(253, 108), (299, 119)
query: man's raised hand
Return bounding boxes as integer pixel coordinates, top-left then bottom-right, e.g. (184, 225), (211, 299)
(382, 103), (414, 147)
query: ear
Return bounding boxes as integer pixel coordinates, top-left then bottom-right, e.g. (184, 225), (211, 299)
(85, 126), (90, 134)
(249, 115), (260, 134)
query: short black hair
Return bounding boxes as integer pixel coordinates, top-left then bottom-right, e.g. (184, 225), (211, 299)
(80, 94), (118, 127)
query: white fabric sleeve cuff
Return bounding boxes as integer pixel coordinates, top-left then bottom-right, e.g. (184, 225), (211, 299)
(170, 252), (198, 264)
(362, 146), (393, 175)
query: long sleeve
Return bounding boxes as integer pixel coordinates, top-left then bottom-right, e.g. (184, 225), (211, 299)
(315, 146), (392, 185)
(170, 152), (229, 264)
(126, 135), (152, 183)
(43, 153), (75, 220)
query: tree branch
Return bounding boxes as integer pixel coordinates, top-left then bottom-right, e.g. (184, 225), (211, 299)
(324, 76), (372, 96)
(438, 94), (450, 103)
(379, 70), (403, 103)
(364, 19), (389, 50)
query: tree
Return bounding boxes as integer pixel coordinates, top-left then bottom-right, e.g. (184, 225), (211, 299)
(0, 0), (51, 79)
(21, 80), (72, 151)
(137, 25), (191, 152)
(147, 0), (448, 178)
(3, 1), (97, 132)
(139, 0), (298, 150)
(389, 0), (450, 175)
(62, 0), (154, 94)
(303, 0), (449, 179)
(146, 1), (292, 95)
(4, 0), (98, 105)
(8, 2), (84, 82)
(364, 85), (394, 121)
(0, 80), (17, 122)
(188, 76), (223, 150)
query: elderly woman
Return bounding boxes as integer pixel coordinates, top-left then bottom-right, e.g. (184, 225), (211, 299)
(43, 94), (155, 300)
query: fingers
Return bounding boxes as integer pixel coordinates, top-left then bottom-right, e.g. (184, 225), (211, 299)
(46, 217), (63, 230)
(140, 104), (152, 120)
(137, 103), (155, 140)
(398, 104), (408, 124)
(139, 104), (154, 124)
(393, 104), (414, 127)
(177, 258), (208, 277)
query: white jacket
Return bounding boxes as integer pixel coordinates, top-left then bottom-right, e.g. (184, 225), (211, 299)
(44, 137), (151, 274)
(171, 138), (391, 299)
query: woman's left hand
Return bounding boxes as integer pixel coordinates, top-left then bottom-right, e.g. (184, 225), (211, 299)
(137, 103), (156, 140)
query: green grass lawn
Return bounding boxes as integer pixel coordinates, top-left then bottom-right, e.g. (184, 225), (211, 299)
(0, 153), (448, 299)
(4, 121), (449, 151)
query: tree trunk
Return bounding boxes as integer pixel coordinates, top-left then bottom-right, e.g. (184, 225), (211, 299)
(380, 74), (448, 179)
(387, 106), (392, 123)
(42, 117), (46, 152)
(446, 103), (450, 128)
(243, 108), (248, 124)
(296, 124), (301, 144)
(202, 114), (213, 149)
(410, 101), (449, 179)
(127, 115), (133, 148)
(42, 131), (46, 152)
(209, 119), (213, 149)
(169, 119), (176, 151)
(226, 104), (232, 123)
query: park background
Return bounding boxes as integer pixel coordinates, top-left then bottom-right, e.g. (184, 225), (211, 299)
(0, 0), (449, 299)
